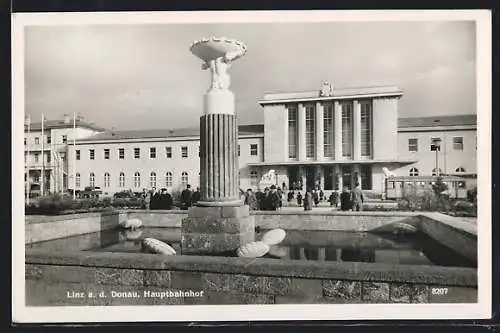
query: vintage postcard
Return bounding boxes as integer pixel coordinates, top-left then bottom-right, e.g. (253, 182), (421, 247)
(12, 10), (491, 323)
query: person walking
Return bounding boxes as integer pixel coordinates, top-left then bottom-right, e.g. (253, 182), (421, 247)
(340, 186), (352, 211)
(328, 192), (335, 207)
(351, 182), (364, 211)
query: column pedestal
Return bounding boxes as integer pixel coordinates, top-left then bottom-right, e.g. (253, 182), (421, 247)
(181, 91), (254, 255)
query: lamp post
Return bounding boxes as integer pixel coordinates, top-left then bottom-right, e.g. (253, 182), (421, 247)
(431, 138), (442, 176)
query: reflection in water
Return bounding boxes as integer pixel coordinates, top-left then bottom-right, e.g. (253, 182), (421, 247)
(27, 227), (476, 268)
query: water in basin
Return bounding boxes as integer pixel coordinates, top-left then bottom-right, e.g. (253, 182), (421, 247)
(25, 227), (476, 268)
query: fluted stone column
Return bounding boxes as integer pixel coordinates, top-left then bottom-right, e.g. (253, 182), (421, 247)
(182, 37), (254, 255)
(298, 103), (306, 161)
(198, 114), (240, 205)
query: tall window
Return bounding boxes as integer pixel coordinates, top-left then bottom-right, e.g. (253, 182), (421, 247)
(150, 147), (156, 158)
(47, 153), (51, 163)
(62, 135), (67, 143)
(409, 167), (419, 176)
(250, 144), (258, 156)
(34, 137), (39, 145)
(150, 172), (157, 188)
(89, 149), (95, 160)
(305, 104), (316, 158)
(360, 100), (372, 157)
(76, 150), (80, 160)
(181, 146), (188, 158)
(75, 173), (81, 188)
(341, 101), (353, 158)
(198, 146), (200, 157)
(24, 138), (26, 145)
(104, 149), (110, 160)
(250, 171), (258, 186)
(323, 103), (334, 158)
(408, 138), (418, 152)
(119, 148), (125, 159)
(34, 153), (39, 163)
(287, 104), (298, 159)
(134, 148), (140, 159)
(47, 136), (51, 144)
(89, 172), (95, 187)
(119, 172), (125, 188)
(133, 172), (141, 188)
(181, 172), (189, 186)
(165, 172), (173, 187)
(238, 145), (240, 156)
(104, 172), (110, 187)
(453, 137), (464, 150)
(166, 147), (172, 158)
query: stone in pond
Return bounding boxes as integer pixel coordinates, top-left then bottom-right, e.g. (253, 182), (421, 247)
(237, 241), (270, 258)
(261, 228), (286, 245)
(120, 218), (143, 230)
(267, 245), (287, 258)
(142, 238), (176, 255)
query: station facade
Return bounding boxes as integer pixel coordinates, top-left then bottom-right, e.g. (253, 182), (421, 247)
(24, 83), (477, 196)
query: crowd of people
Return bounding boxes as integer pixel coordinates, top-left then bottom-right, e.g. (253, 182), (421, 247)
(141, 184), (201, 210)
(141, 182), (364, 212)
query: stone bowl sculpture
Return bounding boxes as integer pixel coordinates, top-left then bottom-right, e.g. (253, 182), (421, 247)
(190, 37), (247, 62)
(261, 228), (286, 246)
(141, 238), (176, 255)
(119, 218), (143, 230)
(236, 241), (270, 258)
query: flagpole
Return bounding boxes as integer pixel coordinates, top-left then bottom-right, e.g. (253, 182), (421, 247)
(73, 112), (76, 200)
(41, 113), (45, 196)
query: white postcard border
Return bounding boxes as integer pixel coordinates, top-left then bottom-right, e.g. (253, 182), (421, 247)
(12, 10), (492, 323)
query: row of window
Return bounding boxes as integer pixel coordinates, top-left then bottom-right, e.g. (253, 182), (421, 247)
(24, 135), (67, 145)
(76, 144), (259, 161)
(25, 152), (66, 164)
(408, 167), (467, 177)
(76, 171), (190, 189)
(76, 170), (262, 189)
(287, 100), (372, 159)
(408, 137), (464, 152)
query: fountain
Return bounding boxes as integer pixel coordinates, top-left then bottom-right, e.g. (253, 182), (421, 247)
(181, 37), (255, 255)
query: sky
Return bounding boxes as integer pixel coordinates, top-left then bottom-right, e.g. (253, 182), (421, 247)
(24, 20), (476, 130)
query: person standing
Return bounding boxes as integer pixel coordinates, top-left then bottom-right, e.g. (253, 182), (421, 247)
(296, 192), (303, 207)
(319, 189), (324, 202)
(351, 182), (364, 211)
(312, 189), (319, 207)
(245, 189), (258, 211)
(287, 190), (294, 204)
(340, 186), (352, 211)
(181, 184), (193, 210)
(303, 189), (313, 211)
(268, 185), (280, 211)
(328, 192), (335, 207)
(192, 187), (201, 205)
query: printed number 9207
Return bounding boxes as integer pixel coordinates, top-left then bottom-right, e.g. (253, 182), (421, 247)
(431, 288), (448, 295)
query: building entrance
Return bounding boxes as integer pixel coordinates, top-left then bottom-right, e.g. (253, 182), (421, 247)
(305, 166), (315, 190)
(341, 165), (352, 190)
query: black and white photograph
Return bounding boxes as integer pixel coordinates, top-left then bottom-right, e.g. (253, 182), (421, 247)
(12, 10), (492, 322)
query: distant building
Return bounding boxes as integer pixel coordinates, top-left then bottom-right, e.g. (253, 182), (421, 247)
(24, 115), (105, 196)
(24, 83), (477, 196)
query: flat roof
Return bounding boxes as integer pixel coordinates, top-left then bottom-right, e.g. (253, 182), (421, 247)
(25, 119), (106, 132)
(398, 114), (476, 128)
(77, 124), (264, 142)
(260, 85), (403, 104)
